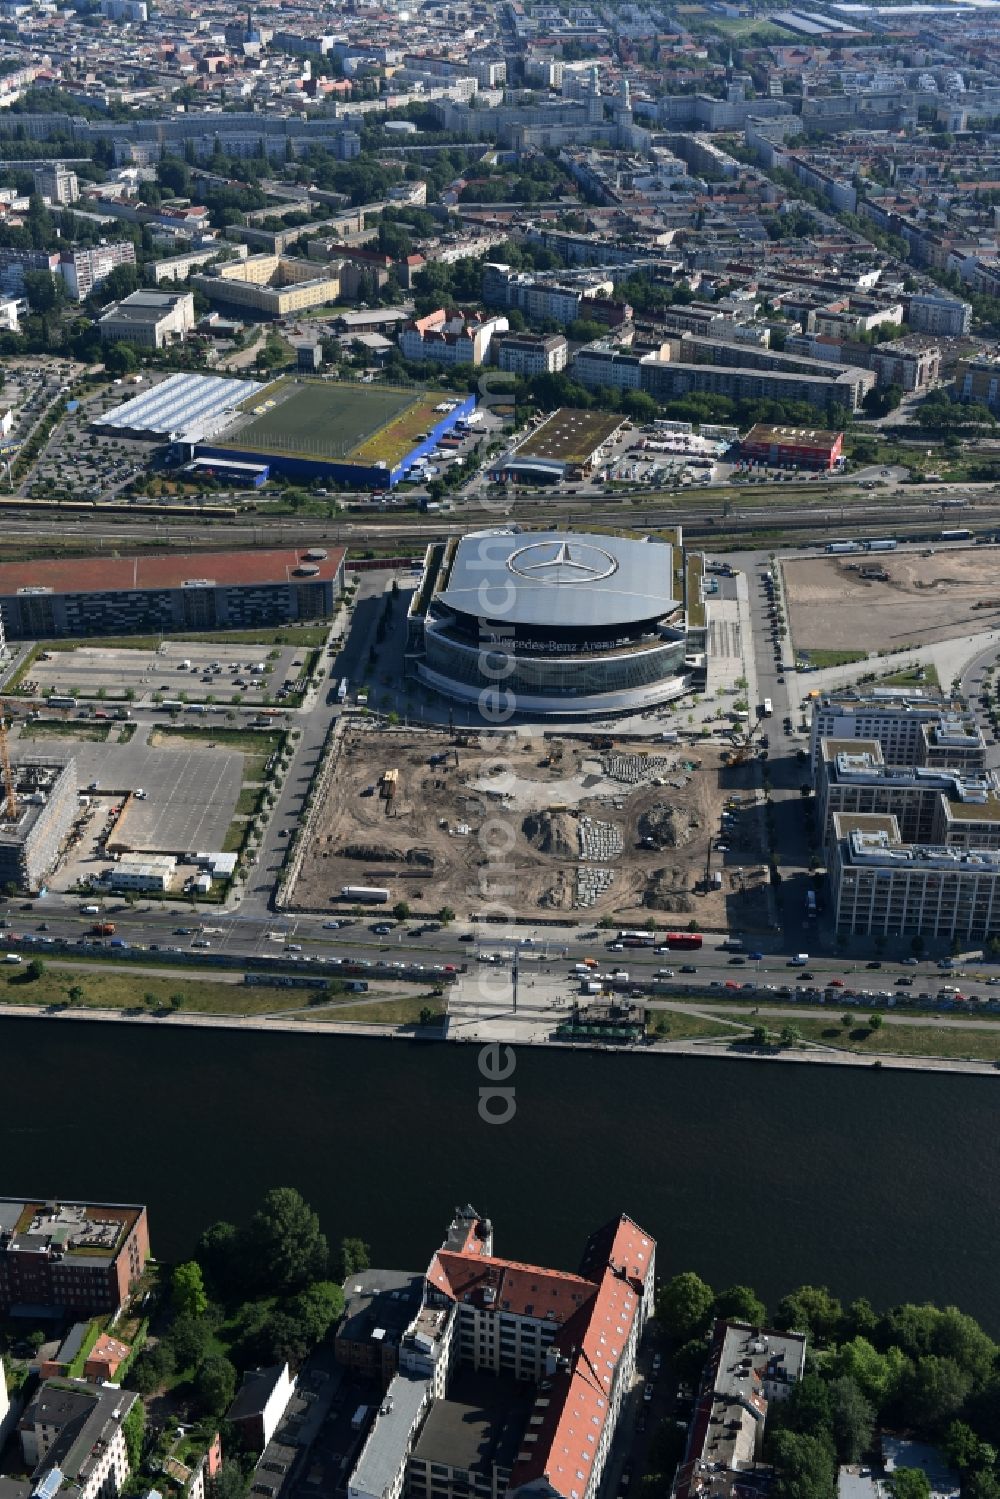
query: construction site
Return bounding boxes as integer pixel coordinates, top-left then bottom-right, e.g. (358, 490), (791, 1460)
(785, 547), (1000, 656)
(290, 723), (772, 928)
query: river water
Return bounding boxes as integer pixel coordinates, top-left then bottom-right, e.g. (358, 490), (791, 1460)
(5, 1021), (998, 1327)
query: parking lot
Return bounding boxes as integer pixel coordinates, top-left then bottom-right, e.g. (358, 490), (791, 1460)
(28, 641), (311, 706)
(11, 729), (244, 873)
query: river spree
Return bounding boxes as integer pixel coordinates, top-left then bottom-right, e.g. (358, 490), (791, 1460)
(4, 1020), (997, 1326)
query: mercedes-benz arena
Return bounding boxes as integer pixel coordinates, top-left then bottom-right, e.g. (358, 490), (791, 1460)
(412, 529), (694, 718)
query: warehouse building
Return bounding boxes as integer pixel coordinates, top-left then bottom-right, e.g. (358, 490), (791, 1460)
(739, 423), (844, 471)
(0, 546), (345, 640)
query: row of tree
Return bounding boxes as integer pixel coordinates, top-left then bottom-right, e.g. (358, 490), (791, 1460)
(654, 1273), (1000, 1499)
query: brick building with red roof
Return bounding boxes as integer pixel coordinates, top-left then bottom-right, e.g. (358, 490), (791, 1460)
(0, 546), (346, 640)
(347, 1207), (655, 1499)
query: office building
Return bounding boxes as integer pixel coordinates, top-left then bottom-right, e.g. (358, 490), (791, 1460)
(0, 1198), (149, 1316)
(0, 759), (78, 891)
(830, 815), (1000, 941)
(817, 740), (1000, 851)
(809, 690), (983, 771)
(191, 255), (340, 318)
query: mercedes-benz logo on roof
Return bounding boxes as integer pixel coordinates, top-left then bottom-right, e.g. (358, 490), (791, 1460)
(507, 538), (618, 585)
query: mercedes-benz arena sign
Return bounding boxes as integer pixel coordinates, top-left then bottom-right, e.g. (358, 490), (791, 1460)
(413, 529), (694, 720)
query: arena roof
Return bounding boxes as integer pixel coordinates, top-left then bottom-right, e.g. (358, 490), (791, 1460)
(438, 531), (676, 629)
(92, 373), (266, 442)
(0, 546), (345, 597)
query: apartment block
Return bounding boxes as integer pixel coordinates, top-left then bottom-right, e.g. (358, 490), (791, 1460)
(673, 1322), (806, 1499)
(347, 1208), (655, 1499)
(0, 759), (78, 892)
(33, 162), (78, 206)
(869, 338), (940, 393)
(400, 308), (508, 366)
(907, 293), (972, 337)
(13, 1380), (138, 1499)
(957, 357), (1000, 412)
(494, 332), (568, 376)
(61, 241), (137, 302)
(0, 1199), (149, 1316)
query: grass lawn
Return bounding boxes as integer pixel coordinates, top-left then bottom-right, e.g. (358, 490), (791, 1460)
(303, 991), (447, 1026)
(235, 787), (264, 816)
(774, 1014), (1000, 1063)
(797, 648), (869, 669)
(647, 1013), (743, 1042)
(877, 662), (941, 688)
(0, 965), (323, 1017)
(149, 725), (282, 756)
(29, 627), (329, 652)
(20, 720), (111, 742)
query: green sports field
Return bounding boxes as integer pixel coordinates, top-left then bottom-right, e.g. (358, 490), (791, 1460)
(225, 381), (422, 462)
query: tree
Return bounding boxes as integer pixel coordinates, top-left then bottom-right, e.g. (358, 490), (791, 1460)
(68, 984), (84, 1005)
(172, 1260), (209, 1319)
(657, 1272), (715, 1342)
(437, 906), (455, 924)
(98, 263), (140, 304)
(775, 1286), (843, 1343)
(751, 1023), (769, 1046)
(943, 1421), (997, 1474)
(828, 1376), (874, 1463)
(673, 1336), (711, 1384)
(169, 1313), (212, 1369)
(26, 957), (44, 981)
(769, 1431), (837, 1499)
(869, 1013), (883, 1032)
(286, 1281), (345, 1345)
(337, 1237), (372, 1278)
(194, 1354), (237, 1416)
(898, 1355), (972, 1433)
(209, 1461), (247, 1499)
(830, 1337), (909, 1406)
(122, 1399), (145, 1468)
(244, 1186), (330, 1294)
(23, 269), (62, 312)
(714, 1285), (766, 1327)
(889, 1471), (931, 1499)
(131, 1338), (175, 1394)
(196, 1219), (240, 1297)
(780, 1023), (801, 1046)
(392, 901), (411, 923)
(105, 341), (139, 376)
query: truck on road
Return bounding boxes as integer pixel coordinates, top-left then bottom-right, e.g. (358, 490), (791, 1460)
(92, 922), (116, 936)
(339, 886), (390, 904)
(790, 953), (809, 965)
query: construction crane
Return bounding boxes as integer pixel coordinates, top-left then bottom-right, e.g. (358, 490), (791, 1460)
(725, 714), (765, 767)
(0, 701), (16, 821)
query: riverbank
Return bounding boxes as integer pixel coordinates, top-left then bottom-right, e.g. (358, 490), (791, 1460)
(2, 1001), (998, 1075)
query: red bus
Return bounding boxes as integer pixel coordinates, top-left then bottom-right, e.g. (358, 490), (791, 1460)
(665, 932), (703, 950)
